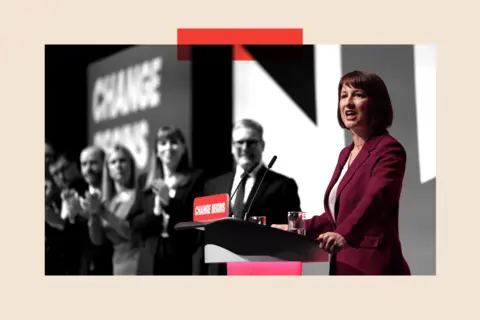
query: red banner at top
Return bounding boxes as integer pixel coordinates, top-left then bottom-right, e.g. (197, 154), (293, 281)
(177, 28), (303, 60)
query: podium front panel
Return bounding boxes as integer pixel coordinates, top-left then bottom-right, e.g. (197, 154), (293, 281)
(205, 244), (292, 263)
(204, 218), (329, 262)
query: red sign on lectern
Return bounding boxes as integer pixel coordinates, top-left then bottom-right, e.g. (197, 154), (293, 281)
(193, 194), (229, 222)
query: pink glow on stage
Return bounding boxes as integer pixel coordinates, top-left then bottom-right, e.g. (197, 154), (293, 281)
(227, 262), (302, 275)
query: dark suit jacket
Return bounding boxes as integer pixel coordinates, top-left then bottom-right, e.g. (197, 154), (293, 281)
(205, 165), (301, 225)
(131, 169), (207, 275)
(305, 131), (411, 275)
(203, 164), (301, 275)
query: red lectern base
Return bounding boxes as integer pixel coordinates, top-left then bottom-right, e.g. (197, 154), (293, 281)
(227, 262), (302, 275)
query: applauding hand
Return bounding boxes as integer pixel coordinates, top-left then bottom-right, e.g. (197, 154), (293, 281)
(80, 191), (103, 215)
(152, 179), (170, 205)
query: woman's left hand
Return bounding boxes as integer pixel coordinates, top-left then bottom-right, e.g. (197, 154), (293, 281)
(317, 232), (347, 253)
(152, 179), (170, 205)
(166, 174), (188, 189)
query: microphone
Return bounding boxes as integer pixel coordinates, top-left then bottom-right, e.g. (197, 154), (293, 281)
(228, 165), (255, 217)
(243, 155), (277, 220)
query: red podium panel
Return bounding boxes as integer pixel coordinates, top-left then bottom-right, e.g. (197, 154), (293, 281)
(227, 262), (302, 275)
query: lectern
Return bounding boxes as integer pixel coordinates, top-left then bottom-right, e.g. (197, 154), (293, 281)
(175, 218), (329, 275)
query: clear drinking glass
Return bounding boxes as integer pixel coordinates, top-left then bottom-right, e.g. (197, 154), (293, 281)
(287, 211), (306, 235)
(248, 216), (267, 226)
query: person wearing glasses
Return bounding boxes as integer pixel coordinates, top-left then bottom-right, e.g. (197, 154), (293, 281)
(46, 151), (91, 275)
(203, 119), (302, 275)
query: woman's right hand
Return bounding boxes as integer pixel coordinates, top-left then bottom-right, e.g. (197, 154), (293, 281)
(152, 179), (170, 205)
(271, 224), (288, 231)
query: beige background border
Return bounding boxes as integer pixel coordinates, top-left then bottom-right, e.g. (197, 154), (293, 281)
(1, 0), (478, 318)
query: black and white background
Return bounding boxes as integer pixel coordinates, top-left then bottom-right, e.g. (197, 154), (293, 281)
(46, 44), (435, 275)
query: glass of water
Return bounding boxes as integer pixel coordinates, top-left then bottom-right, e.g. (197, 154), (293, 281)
(287, 211), (306, 235)
(248, 216), (267, 226)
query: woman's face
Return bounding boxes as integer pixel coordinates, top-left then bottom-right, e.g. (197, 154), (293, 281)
(157, 137), (186, 169)
(339, 84), (369, 130)
(108, 150), (132, 186)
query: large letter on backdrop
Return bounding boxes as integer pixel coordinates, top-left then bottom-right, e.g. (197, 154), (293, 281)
(87, 45), (191, 175)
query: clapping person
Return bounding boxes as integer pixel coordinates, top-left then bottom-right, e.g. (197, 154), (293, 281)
(77, 146), (113, 275)
(46, 151), (91, 275)
(131, 126), (207, 275)
(83, 144), (143, 275)
(45, 142), (66, 275)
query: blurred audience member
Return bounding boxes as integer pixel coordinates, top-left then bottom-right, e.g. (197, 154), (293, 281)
(45, 150), (91, 275)
(132, 126), (207, 275)
(45, 141), (56, 170)
(84, 144), (142, 275)
(77, 146), (114, 275)
(45, 141), (65, 275)
(45, 141), (61, 227)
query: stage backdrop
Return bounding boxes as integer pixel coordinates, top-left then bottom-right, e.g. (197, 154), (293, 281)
(87, 45), (191, 175)
(234, 44), (436, 275)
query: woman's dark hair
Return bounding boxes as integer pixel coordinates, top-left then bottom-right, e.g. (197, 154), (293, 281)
(337, 70), (394, 134)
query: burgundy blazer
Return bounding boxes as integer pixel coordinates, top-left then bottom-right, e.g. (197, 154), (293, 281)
(305, 131), (411, 275)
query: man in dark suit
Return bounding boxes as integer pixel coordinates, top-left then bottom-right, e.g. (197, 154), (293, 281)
(203, 119), (301, 275)
(78, 146), (113, 275)
(46, 149), (112, 275)
(46, 151), (90, 275)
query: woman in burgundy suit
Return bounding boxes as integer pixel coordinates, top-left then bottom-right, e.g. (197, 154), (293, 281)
(274, 70), (411, 275)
